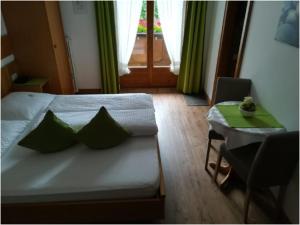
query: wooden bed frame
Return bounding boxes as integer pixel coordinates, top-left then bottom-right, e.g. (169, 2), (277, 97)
(1, 41), (166, 222)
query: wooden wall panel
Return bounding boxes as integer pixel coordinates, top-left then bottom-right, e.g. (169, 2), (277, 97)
(2, 1), (62, 94)
(1, 35), (13, 59)
(45, 2), (74, 94)
(1, 34), (17, 97)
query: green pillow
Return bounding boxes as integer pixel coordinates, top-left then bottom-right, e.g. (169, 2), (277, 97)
(18, 110), (77, 153)
(77, 107), (131, 149)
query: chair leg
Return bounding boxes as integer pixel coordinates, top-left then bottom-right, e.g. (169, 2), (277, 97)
(205, 138), (212, 173)
(213, 151), (222, 184)
(244, 188), (252, 224)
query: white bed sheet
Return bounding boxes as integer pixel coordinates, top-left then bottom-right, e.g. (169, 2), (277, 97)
(48, 93), (155, 112)
(1, 120), (31, 155)
(1, 136), (160, 203)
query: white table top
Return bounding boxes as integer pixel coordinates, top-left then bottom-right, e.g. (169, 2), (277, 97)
(207, 101), (286, 149)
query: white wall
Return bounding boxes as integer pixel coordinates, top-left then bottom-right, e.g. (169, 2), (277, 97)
(59, 2), (101, 90)
(240, 2), (299, 131)
(203, 1), (225, 100)
(239, 2), (299, 223)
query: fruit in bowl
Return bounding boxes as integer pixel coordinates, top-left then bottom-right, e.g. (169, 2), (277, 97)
(239, 96), (256, 117)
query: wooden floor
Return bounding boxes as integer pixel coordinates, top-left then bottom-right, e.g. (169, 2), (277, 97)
(122, 88), (281, 224)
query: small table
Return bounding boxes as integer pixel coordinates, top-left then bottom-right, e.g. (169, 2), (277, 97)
(13, 77), (49, 93)
(207, 101), (286, 149)
(207, 101), (286, 189)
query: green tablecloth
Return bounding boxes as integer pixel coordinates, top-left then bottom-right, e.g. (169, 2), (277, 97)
(216, 104), (283, 128)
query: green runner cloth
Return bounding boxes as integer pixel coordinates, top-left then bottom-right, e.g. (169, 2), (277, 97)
(216, 104), (284, 128)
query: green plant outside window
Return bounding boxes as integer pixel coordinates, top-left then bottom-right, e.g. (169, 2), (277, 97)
(138, 0), (162, 33)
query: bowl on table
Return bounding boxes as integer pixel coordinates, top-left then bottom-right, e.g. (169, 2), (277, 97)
(239, 106), (255, 117)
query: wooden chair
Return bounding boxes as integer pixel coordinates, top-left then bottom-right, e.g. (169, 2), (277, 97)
(214, 131), (299, 223)
(205, 77), (252, 175)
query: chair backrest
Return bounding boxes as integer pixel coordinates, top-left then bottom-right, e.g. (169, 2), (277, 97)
(214, 77), (252, 104)
(247, 131), (299, 188)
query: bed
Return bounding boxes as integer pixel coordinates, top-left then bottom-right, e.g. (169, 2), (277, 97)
(1, 90), (165, 223)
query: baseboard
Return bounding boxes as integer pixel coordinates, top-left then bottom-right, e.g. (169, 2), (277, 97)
(202, 90), (212, 106)
(77, 89), (102, 94)
(120, 88), (177, 94)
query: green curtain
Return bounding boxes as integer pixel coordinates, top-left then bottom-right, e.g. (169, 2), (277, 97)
(95, 2), (119, 94)
(177, 1), (207, 94)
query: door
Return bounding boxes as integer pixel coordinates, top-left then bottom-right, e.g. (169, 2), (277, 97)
(120, 0), (177, 88)
(211, 1), (253, 104)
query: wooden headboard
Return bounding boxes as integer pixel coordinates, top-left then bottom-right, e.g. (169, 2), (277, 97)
(1, 34), (16, 97)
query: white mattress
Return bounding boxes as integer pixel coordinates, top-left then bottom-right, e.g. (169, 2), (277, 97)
(1, 136), (160, 203)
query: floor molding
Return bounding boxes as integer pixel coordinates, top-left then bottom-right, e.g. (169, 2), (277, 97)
(202, 90), (212, 106)
(77, 89), (102, 94)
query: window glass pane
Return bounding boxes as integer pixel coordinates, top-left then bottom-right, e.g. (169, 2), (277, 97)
(153, 0), (170, 67)
(128, 0), (147, 67)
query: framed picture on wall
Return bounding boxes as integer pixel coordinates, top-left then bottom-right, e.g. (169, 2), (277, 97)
(275, 1), (299, 48)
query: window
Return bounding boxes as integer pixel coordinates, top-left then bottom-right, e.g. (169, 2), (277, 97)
(128, 0), (170, 68)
